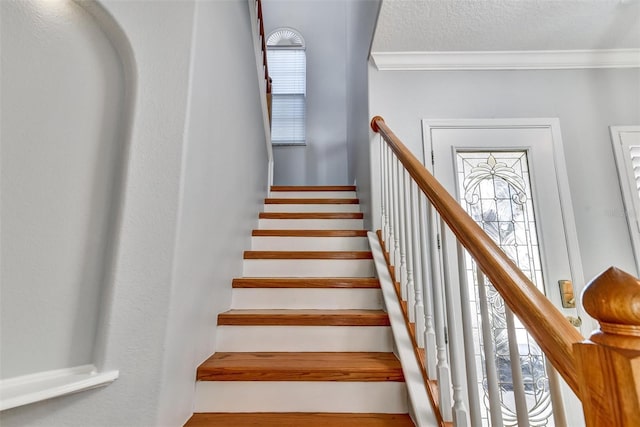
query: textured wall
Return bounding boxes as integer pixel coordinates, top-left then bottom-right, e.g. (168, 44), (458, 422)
(156, 1), (267, 424)
(368, 66), (640, 281)
(345, 0), (381, 230)
(0, 0), (127, 379)
(265, 0), (349, 186)
(0, 0), (267, 426)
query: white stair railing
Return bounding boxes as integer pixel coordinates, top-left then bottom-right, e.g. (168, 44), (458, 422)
(368, 116), (629, 427)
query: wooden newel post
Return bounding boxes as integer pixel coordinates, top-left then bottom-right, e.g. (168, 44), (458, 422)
(574, 267), (640, 426)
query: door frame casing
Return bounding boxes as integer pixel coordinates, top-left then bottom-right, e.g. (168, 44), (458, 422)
(421, 118), (588, 327)
(610, 125), (640, 276)
(422, 117), (590, 425)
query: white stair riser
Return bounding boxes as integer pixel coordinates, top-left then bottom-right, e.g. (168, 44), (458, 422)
(215, 326), (394, 352)
(269, 191), (357, 198)
(258, 218), (363, 230)
(264, 204), (360, 213)
(243, 259), (374, 277)
(194, 381), (408, 413)
(251, 236), (369, 251)
(231, 289), (383, 309)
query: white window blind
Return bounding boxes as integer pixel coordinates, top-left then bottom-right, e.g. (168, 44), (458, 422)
(267, 49), (306, 144)
(611, 126), (640, 275)
(629, 145), (640, 196)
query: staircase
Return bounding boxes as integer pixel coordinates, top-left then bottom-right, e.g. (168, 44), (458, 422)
(185, 186), (414, 426)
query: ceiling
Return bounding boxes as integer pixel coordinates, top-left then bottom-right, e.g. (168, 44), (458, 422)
(372, 0), (640, 53)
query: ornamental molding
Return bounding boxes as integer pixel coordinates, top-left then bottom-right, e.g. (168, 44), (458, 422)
(371, 49), (640, 71)
(463, 154), (527, 205)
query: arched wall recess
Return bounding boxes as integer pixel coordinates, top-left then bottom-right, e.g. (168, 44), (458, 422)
(0, 0), (136, 410)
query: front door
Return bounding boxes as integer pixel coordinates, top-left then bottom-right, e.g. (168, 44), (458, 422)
(423, 118), (588, 427)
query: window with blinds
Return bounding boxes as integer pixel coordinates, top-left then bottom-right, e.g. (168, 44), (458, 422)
(629, 144), (640, 197)
(611, 126), (640, 275)
(267, 28), (306, 145)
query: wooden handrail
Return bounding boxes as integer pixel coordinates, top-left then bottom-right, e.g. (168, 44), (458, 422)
(256, 0), (271, 94)
(371, 115), (584, 396)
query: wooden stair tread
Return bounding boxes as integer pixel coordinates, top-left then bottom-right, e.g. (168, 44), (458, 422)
(265, 198), (360, 204)
(259, 212), (363, 219)
(252, 229), (368, 237)
(185, 412), (414, 427)
(232, 278), (380, 288)
(218, 309), (390, 326)
(244, 251), (372, 259)
(196, 352), (404, 382)
(271, 185), (356, 191)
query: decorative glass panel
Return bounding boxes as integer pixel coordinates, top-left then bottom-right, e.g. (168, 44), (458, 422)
(456, 151), (553, 426)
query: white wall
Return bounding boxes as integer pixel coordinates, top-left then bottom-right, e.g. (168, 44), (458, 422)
(346, 0), (380, 230)
(264, 0), (349, 186)
(0, 0), (127, 379)
(0, 0), (267, 425)
(368, 66), (640, 281)
(156, 1), (267, 424)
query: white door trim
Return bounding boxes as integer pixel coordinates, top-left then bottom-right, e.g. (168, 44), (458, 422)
(610, 125), (640, 276)
(421, 118), (587, 325)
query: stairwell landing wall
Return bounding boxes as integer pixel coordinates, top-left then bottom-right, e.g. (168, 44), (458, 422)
(367, 65), (640, 283)
(264, 0), (349, 186)
(156, 1), (268, 425)
(345, 0), (381, 231)
(0, 1), (267, 426)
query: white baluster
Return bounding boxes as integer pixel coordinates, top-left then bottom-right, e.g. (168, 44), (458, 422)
(456, 243), (482, 427)
(380, 136), (387, 243)
(385, 145), (393, 247)
(547, 360), (568, 427)
(396, 159), (407, 299)
(440, 220), (469, 427)
(404, 169), (415, 321)
(420, 194), (437, 377)
(505, 307), (531, 427)
(428, 208), (453, 421)
(391, 151), (400, 268)
(411, 181), (425, 345)
(476, 269), (505, 427)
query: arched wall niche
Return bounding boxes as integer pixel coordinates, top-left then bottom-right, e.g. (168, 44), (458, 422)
(73, 0), (137, 373)
(0, 0), (136, 403)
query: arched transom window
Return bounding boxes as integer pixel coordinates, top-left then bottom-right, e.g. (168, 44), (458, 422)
(267, 27), (306, 145)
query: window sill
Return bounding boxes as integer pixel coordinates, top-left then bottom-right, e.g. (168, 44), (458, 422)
(0, 364), (118, 411)
(272, 142), (307, 147)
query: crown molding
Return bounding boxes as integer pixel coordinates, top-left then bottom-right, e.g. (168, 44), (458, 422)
(371, 49), (640, 71)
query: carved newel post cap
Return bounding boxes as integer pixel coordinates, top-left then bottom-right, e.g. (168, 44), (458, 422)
(582, 267), (640, 332)
(370, 116), (384, 133)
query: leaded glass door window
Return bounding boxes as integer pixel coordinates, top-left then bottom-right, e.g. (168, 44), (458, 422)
(423, 119), (588, 427)
(457, 150), (551, 426)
